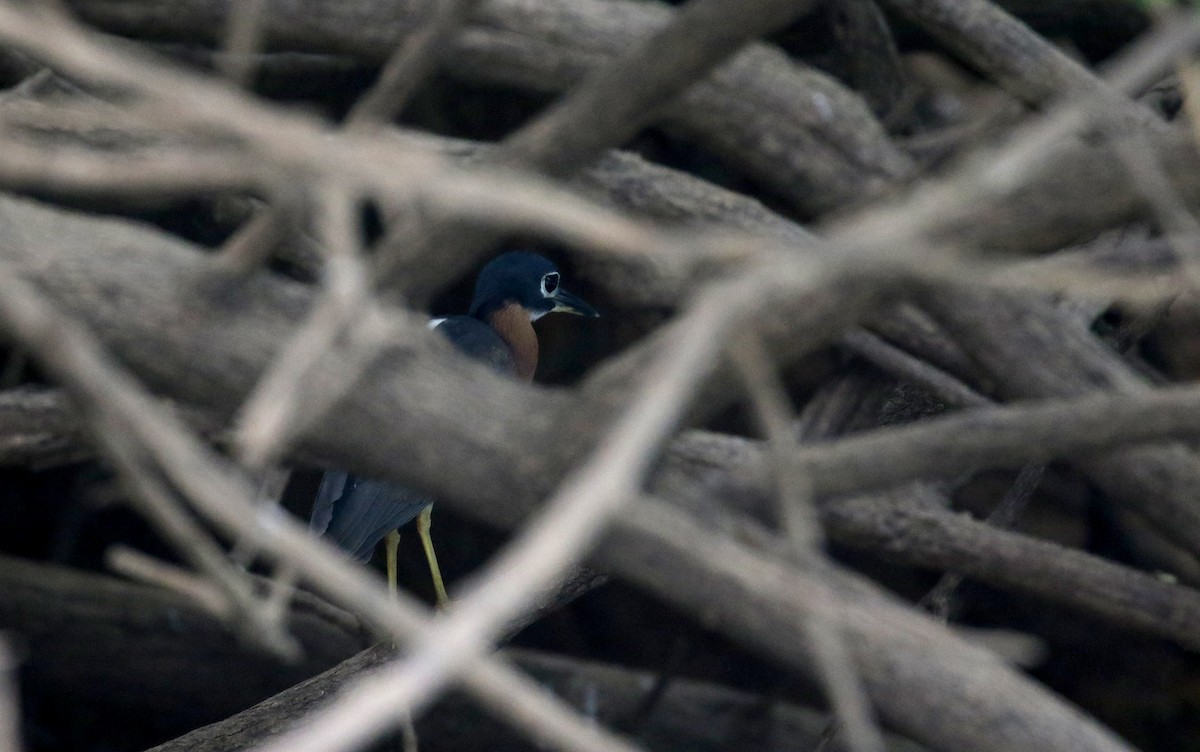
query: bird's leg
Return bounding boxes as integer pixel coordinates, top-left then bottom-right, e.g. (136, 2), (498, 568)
(417, 506), (450, 609)
(384, 529), (419, 751)
(385, 529), (401, 597)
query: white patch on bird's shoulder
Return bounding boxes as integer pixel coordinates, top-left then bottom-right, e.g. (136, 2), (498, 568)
(428, 318), (448, 329)
(529, 309), (547, 322)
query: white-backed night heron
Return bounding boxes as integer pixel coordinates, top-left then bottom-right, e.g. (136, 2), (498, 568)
(310, 252), (599, 605)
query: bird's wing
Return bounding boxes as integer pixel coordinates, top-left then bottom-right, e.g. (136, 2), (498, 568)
(322, 478), (433, 562)
(310, 314), (499, 559)
(310, 470), (349, 536)
(434, 316), (517, 376)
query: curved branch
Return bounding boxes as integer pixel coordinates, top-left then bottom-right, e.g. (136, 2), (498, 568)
(0, 555), (367, 739)
(63, 0), (913, 215)
(881, 0), (1159, 125)
(923, 288), (1200, 558)
(0, 190), (1142, 752)
(823, 488), (1200, 652)
(605, 498), (1136, 752)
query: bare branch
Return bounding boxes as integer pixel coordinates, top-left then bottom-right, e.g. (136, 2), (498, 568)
(823, 487), (1200, 651)
(922, 287), (1200, 559)
(64, 0), (913, 214)
(880, 0), (1162, 127)
(251, 265), (781, 752)
(729, 335), (885, 752)
(218, 0), (269, 87)
(0, 638), (19, 752)
(840, 328), (989, 408)
(499, 0), (824, 176)
(0, 257), (645, 752)
(344, 0), (486, 127)
(0, 258), (301, 657)
(232, 182), (377, 469)
(917, 464), (1044, 620)
(785, 380), (1200, 497)
(608, 497), (1136, 752)
(105, 545), (233, 619)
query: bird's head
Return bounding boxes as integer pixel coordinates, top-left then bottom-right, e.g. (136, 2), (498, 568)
(468, 252), (600, 321)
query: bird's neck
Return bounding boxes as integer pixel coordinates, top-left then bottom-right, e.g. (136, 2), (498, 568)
(487, 302), (538, 382)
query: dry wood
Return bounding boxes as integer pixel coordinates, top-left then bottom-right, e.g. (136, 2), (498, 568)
(0, 2), (1195, 752)
(0, 190), (1147, 752)
(64, 0), (914, 215)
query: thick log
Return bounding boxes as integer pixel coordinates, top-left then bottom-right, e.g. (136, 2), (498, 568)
(0, 556), (367, 749)
(0, 192), (1141, 752)
(64, 0), (914, 216)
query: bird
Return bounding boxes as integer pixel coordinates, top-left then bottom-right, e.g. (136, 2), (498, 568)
(310, 251), (599, 606)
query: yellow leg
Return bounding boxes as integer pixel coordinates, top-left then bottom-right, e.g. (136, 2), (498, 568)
(385, 529), (401, 597)
(417, 506), (450, 609)
(385, 530), (419, 750)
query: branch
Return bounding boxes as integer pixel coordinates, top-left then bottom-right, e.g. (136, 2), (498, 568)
(662, 422), (1200, 653)
(0, 191), (1145, 752)
(0, 236), (643, 752)
(248, 269), (769, 752)
(786, 381), (1200, 497)
(604, 498), (1136, 752)
(498, 0), (824, 177)
(827, 15), (1200, 256)
(729, 334), (884, 752)
(343, 0), (484, 126)
(923, 287), (1200, 559)
(822, 487), (1200, 651)
(65, 0), (913, 215)
(151, 647), (933, 752)
(0, 554), (367, 734)
(372, 0), (832, 298)
(881, 0), (1160, 126)
(0, 387), (89, 466)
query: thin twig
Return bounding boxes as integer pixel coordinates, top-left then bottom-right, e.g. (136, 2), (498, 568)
(0, 279), (298, 657)
(840, 328), (989, 408)
(0, 134), (272, 196)
(880, 0), (1161, 128)
(233, 182), (381, 469)
(919, 464), (1044, 620)
(249, 264), (782, 752)
(106, 545), (233, 618)
(729, 336), (823, 556)
(499, 0), (824, 175)
(218, 0), (269, 87)
(728, 334), (884, 752)
(0, 637), (20, 752)
(617, 634), (690, 734)
(786, 381), (1200, 498)
(226, 0), (488, 275)
(0, 262), (643, 752)
(213, 193), (304, 275)
(380, 0), (829, 296)
(345, 0), (486, 127)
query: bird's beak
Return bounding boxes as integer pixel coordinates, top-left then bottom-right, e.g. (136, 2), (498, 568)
(551, 288), (600, 318)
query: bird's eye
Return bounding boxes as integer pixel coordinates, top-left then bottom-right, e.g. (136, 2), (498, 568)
(541, 272), (560, 296)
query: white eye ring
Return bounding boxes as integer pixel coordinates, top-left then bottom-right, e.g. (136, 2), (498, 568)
(541, 272), (560, 297)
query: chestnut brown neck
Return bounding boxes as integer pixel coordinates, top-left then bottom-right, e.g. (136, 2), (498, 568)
(487, 302), (538, 382)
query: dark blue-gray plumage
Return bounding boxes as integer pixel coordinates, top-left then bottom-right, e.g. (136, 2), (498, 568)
(430, 316), (516, 376)
(310, 252), (598, 601)
(310, 473), (430, 562)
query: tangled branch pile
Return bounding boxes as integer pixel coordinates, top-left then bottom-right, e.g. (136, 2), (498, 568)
(0, 1), (1197, 752)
